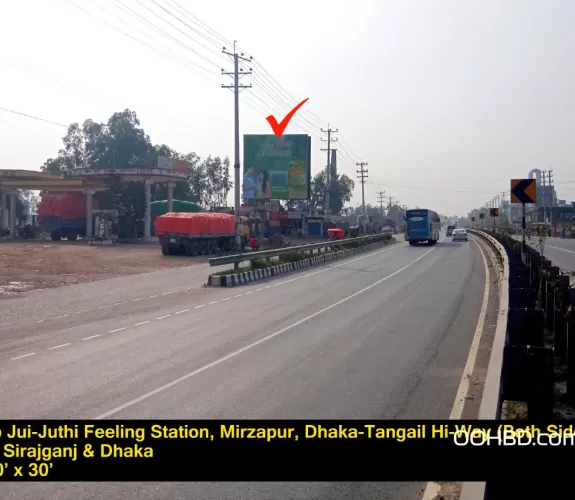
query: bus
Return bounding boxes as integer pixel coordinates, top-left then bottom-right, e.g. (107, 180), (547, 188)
(404, 209), (440, 246)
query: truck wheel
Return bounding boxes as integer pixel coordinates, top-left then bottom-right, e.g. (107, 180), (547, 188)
(161, 245), (169, 255)
(50, 231), (62, 241)
(190, 241), (200, 256)
(67, 233), (78, 241)
(408, 241), (416, 246)
(199, 241), (208, 255)
(207, 240), (215, 254)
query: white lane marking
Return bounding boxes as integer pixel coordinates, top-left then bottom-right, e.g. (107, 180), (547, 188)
(156, 315), (172, 320)
(255, 288), (264, 292)
(421, 237), (491, 500)
(36, 320), (44, 323)
(272, 242), (407, 288)
(109, 327), (126, 333)
(11, 353), (36, 361)
(194, 305), (205, 309)
(82, 335), (101, 341)
(221, 297), (231, 301)
(53, 314), (69, 319)
(174, 309), (189, 314)
(37, 242), (403, 323)
(134, 321), (150, 326)
(208, 301), (219, 305)
(48, 343), (70, 350)
(546, 244), (575, 255)
(95, 245), (437, 419)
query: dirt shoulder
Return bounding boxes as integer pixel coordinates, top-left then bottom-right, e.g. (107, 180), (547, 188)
(0, 240), (208, 297)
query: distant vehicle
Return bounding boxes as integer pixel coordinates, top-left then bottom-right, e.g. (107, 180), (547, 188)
(37, 192), (98, 241)
(452, 228), (468, 242)
(446, 225), (456, 236)
(404, 209), (440, 246)
(156, 213), (250, 256)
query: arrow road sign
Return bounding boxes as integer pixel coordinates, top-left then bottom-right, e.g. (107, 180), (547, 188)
(511, 179), (537, 204)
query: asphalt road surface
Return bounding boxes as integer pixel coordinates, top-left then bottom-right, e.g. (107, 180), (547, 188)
(0, 233), (490, 500)
(532, 236), (575, 273)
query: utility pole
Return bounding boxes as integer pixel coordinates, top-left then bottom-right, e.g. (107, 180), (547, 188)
(356, 162), (368, 216)
(388, 195), (394, 211)
(377, 191), (386, 215)
(222, 41), (252, 268)
(321, 125), (338, 216)
(542, 169), (547, 224)
(501, 191), (507, 224)
(548, 169), (554, 231)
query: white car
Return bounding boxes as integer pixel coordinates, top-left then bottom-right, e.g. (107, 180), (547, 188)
(452, 228), (468, 242)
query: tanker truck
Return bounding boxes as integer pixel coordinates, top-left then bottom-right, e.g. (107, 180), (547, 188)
(37, 192), (98, 241)
(155, 212), (250, 256)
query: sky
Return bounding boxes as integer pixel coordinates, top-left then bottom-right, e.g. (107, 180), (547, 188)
(1, 0), (575, 216)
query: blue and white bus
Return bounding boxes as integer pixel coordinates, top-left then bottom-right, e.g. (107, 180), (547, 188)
(404, 209), (440, 246)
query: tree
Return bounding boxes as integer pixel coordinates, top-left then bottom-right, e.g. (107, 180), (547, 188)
(308, 171), (355, 215)
(40, 109), (231, 237)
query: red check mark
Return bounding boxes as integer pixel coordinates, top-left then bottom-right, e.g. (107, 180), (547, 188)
(266, 98), (309, 136)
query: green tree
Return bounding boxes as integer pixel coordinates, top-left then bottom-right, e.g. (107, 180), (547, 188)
(309, 171), (355, 214)
(40, 109), (231, 237)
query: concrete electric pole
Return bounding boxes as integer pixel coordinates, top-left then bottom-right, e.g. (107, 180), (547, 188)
(548, 169), (554, 229)
(321, 125), (338, 215)
(356, 162), (368, 216)
(377, 191), (386, 215)
(222, 41), (252, 267)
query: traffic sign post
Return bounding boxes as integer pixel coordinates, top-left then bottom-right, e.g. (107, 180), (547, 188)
(489, 208), (499, 231)
(479, 212), (485, 229)
(511, 178), (537, 263)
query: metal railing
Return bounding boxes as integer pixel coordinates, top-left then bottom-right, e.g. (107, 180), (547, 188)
(208, 233), (393, 267)
(460, 230), (509, 500)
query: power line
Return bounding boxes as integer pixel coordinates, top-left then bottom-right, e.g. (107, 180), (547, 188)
(0, 107), (68, 127)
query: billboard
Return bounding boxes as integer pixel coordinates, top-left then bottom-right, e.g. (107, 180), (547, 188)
(243, 134), (311, 200)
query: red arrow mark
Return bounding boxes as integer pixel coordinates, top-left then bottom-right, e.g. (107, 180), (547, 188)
(266, 98), (309, 136)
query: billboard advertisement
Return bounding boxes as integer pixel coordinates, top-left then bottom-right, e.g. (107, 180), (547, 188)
(242, 134), (311, 200)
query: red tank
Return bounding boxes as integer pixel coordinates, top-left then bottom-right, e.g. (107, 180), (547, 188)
(37, 192), (99, 221)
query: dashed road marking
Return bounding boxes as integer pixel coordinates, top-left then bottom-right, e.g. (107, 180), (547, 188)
(82, 335), (101, 341)
(208, 301), (219, 305)
(132, 298), (144, 302)
(53, 315), (69, 319)
(221, 297), (231, 301)
(156, 315), (172, 320)
(161, 292), (172, 296)
(11, 353), (36, 361)
(233, 294), (243, 298)
(174, 309), (189, 314)
(109, 327), (127, 333)
(194, 305), (205, 309)
(134, 321), (150, 326)
(48, 343), (70, 350)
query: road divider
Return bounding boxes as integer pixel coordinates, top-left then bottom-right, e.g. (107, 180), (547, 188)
(207, 234), (396, 287)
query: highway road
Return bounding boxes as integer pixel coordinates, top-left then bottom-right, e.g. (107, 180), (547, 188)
(0, 233), (498, 500)
(530, 236), (575, 273)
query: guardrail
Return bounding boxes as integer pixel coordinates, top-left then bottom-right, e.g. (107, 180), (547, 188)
(460, 229), (510, 500)
(207, 233), (393, 267)
(462, 229), (575, 499)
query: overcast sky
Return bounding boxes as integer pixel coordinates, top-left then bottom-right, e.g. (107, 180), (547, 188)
(1, 0), (574, 215)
